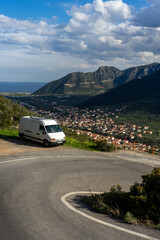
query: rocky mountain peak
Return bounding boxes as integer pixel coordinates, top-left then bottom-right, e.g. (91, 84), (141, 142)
(33, 63), (160, 96)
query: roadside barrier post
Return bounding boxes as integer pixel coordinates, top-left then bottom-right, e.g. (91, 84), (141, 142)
(133, 141), (135, 151)
(152, 145), (154, 155)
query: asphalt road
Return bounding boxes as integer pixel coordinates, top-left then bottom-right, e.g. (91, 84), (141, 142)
(0, 148), (160, 240)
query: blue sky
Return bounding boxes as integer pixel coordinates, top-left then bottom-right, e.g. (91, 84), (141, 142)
(0, 0), (148, 20)
(0, 0), (160, 82)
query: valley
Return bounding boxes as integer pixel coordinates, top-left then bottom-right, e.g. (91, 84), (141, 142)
(2, 63), (160, 154)
(8, 94), (160, 153)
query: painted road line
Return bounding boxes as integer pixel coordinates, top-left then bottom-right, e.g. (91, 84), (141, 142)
(1, 154), (159, 167)
(0, 155), (106, 165)
(56, 155), (160, 167)
(61, 191), (160, 240)
(0, 157), (36, 165)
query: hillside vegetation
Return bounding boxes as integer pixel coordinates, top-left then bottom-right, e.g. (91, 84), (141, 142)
(0, 95), (30, 129)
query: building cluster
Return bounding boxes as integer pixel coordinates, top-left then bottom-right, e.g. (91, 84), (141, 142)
(33, 104), (157, 153)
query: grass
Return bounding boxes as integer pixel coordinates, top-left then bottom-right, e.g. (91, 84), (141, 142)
(0, 129), (19, 139)
(0, 128), (115, 152)
(0, 128), (96, 150)
(0, 128), (99, 151)
(65, 136), (97, 151)
(62, 126), (101, 151)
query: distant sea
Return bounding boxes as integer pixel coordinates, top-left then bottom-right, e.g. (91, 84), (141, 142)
(0, 82), (47, 93)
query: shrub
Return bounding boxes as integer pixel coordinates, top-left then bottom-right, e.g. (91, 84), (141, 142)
(129, 168), (160, 223)
(157, 224), (160, 230)
(124, 212), (137, 224)
(83, 167), (160, 227)
(63, 128), (116, 152)
(130, 182), (144, 196)
(141, 168), (160, 223)
(96, 140), (115, 152)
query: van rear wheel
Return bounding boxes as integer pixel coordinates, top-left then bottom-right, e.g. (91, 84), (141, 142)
(44, 140), (50, 147)
(19, 133), (25, 140)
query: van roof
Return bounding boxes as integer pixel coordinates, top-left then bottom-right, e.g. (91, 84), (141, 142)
(22, 116), (57, 125)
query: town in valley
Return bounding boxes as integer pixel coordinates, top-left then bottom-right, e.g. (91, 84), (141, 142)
(8, 94), (158, 153)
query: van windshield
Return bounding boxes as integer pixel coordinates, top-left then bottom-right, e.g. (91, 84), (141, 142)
(45, 125), (62, 133)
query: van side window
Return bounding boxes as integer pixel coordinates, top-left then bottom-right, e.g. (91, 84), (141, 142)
(39, 125), (45, 134)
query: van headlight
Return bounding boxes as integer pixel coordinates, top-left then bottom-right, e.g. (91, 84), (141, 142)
(50, 139), (56, 142)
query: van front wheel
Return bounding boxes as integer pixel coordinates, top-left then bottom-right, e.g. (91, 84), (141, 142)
(44, 140), (50, 147)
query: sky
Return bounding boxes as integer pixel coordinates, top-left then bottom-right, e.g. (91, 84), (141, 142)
(0, 0), (160, 82)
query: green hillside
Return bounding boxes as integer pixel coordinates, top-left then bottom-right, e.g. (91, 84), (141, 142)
(0, 95), (31, 129)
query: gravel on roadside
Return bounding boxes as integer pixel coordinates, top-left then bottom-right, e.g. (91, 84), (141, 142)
(0, 138), (64, 156)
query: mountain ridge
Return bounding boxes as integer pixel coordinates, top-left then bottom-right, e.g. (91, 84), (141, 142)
(33, 63), (160, 96)
(77, 68), (160, 111)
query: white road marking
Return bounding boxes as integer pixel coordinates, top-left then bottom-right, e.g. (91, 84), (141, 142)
(0, 155), (104, 165)
(61, 191), (160, 240)
(115, 155), (160, 167)
(56, 156), (108, 159)
(0, 155), (102, 165)
(0, 157), (36, 165)
(56, 155), (160, 167)
(0, 154), (159, 167)
(1, 155), (159, 239)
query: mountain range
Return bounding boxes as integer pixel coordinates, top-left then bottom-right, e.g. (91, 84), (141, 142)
(33, 63), (160, 96)
(78, 68), (160, 112)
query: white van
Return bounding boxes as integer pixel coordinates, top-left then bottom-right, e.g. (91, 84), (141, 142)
(19, 116), (66, 147)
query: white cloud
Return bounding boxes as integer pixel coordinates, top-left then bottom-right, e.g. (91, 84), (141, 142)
(62, 0), (160, 64)
(0, 46), (94, 82)
(0, 0), (160, 82)
(80, 41), (88, 49)
(93, 0), (131, 21)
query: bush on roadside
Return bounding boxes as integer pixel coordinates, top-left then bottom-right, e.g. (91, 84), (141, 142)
(95, 140), (115, 152)
(124, 212), (138, 224)
(82, 167), (160, 228)
(129, 167), (160, 223)
(63, 128), (116, 152)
